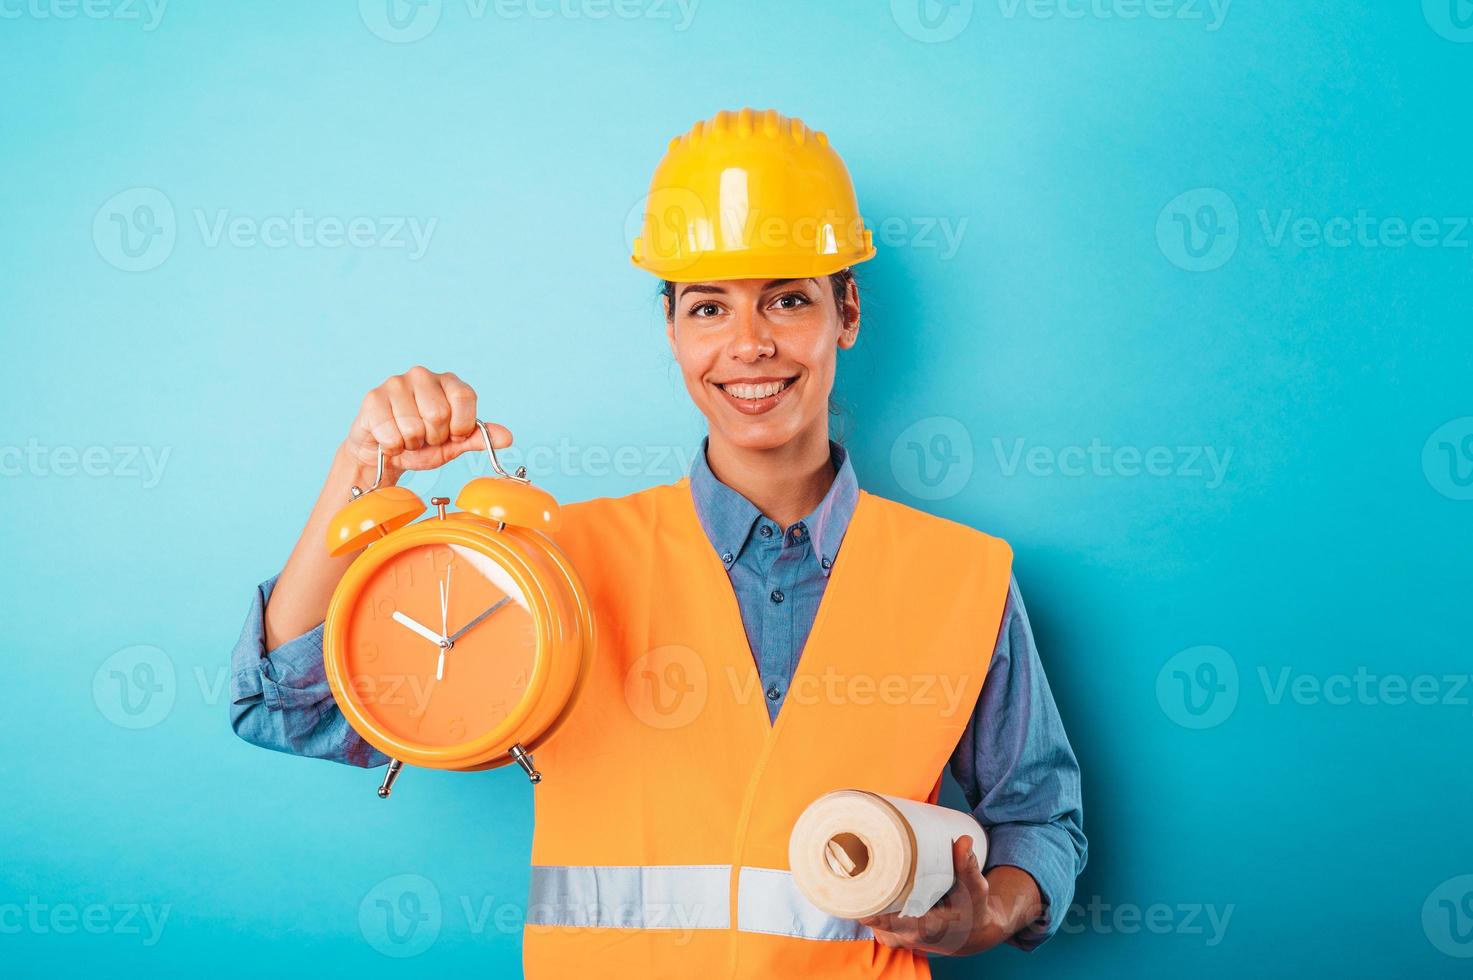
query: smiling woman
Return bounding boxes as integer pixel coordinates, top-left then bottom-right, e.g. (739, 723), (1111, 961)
(228, 107), (1086, 979)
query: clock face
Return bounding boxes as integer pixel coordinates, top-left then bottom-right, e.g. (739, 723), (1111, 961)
(342, 542), (537, 748)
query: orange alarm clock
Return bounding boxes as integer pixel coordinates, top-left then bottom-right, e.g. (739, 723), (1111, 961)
(322, 422), (593, 799)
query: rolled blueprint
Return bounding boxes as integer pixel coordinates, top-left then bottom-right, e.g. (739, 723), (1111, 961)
(789, 789), (988, 920)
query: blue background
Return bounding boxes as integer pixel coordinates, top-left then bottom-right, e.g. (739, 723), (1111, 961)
(3, 0), (1471, 976)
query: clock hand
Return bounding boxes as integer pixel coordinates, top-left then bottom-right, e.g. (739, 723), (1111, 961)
(437, 568), (451, 680)
(447, 596), (513, 644)
(392, 610), (447, 647)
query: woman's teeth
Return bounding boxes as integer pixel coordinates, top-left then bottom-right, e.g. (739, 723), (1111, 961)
(721, 380), (790, 399)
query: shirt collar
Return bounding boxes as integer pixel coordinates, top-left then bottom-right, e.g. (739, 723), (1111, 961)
(687, 436), (859, 577)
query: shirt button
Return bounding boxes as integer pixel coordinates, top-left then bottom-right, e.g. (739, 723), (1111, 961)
(770, 589), (785, 604)
(759, 524), (773, 538)
(766, 684), (781, 701)
(821, 556), (832, 570)
(721, 551), (734, 565)
(791, 526), (806, 541)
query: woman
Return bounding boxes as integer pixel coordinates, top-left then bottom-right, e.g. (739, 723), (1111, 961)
(231, 108), (1086, 977)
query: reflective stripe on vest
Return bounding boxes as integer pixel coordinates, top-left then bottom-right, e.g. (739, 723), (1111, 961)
(528, 865), (874, 942)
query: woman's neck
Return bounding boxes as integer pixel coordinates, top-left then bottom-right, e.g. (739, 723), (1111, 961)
(704, 427), (837, 530)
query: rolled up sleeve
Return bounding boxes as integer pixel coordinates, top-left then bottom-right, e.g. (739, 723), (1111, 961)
(949, 575), (1087, 950)
(229, 575), (388, 769)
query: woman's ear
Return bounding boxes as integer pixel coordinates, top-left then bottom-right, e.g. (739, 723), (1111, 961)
(664, 292), (679, 356)
(837, 274), (861, 350)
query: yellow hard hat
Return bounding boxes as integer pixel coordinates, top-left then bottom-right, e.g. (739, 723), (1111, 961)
(630, 108), (877, 283)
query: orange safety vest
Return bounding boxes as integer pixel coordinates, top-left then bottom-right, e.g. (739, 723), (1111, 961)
(527, 478), (1013, 979)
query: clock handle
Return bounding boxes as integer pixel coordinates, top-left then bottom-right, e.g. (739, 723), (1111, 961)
(351, 444), (389, 500)
(377, 759), (405, 799)
(476, 419), (529, 483)
(352, 418), (520, 501)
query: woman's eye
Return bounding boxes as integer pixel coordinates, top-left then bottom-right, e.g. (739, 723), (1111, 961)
(690, 302), (722, 317)
(772, 293), (811, 310)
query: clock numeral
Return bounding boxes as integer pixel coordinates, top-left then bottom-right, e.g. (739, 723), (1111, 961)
(430, 546), (456, 572)
(370, 597), (396, 621)
(387, 561), (416, 589)
(359, 641), (380, 664)
(447, 717), (467, 741)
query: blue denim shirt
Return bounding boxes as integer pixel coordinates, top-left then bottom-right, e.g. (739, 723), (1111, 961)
(231, 440), (1086, 949)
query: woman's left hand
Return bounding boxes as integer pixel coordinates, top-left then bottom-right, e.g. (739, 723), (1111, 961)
(858, 836), (1039, 957)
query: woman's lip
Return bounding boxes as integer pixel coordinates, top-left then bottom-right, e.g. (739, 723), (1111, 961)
(713, 378), (796, 416)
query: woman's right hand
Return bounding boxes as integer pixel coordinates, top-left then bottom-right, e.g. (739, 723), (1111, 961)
(344, 366), (513, 478)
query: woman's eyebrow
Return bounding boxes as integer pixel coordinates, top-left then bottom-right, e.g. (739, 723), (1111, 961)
(678, 278), (813, 300)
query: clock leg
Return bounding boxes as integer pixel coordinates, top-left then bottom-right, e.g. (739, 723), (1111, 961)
(377, 759), (405, 798)
(510, 744), (541, 784)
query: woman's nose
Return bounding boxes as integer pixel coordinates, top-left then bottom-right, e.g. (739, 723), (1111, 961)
(728, 310), (775, 361)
